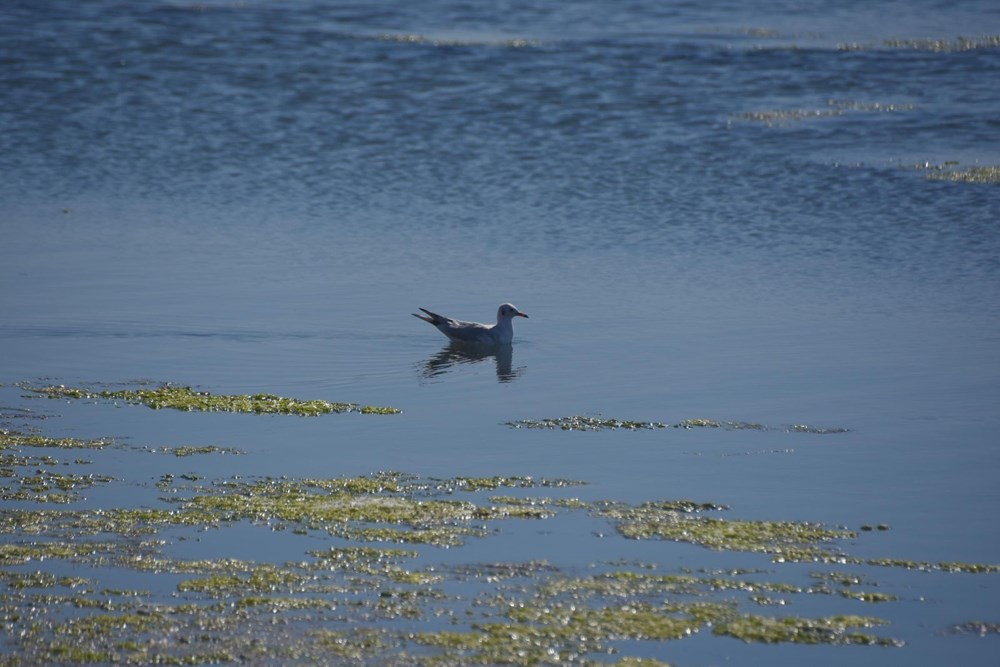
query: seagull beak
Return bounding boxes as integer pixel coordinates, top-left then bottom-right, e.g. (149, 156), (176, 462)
(517, 312), (529, 318)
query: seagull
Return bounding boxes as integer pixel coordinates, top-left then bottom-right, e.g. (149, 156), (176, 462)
(413, 303), (529, 344)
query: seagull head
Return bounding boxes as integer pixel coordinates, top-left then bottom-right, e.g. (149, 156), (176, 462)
(497, 303), (529, 321)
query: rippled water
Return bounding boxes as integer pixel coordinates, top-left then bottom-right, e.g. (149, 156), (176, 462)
(2, 0), (999, 664)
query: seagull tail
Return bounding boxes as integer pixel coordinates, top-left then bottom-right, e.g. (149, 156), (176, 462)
(412, 312), (435, 324)
(415, 307), (447, 325)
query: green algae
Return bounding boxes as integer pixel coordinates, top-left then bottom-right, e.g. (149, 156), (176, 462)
(0, 541), (124, 567)
(509, 416), (670, 431)
(864, 558), (1000, 574)
(926, 165), (1000, 185)
(445, 560), (557, 582)
(739, 108), (842, 125)
(407, 604), (704, 666)
(506, 416), (845, 433)
(837, 34), (1000, 51)
(537, 570), (801, 602)
(883, 35), (999, 51)
(155, 445), (244, 457)
(167, 475), (560, 545)
(1, 432), (116, 504)
(488, 496), (590, 510)
(25, 384), (401, 416)
(309, 628), (392, 660)
(0, 429), (112, 450)
(905, 161), (1000, 185)
(946, 621), (1000, 636)
(447, 476), (551, 491)
(176, 564), (309, 595)
(714, 614), (902, 646)
(410, 599), (861, 664)
(838, 590), (896, 603)
(1, 469), (114, 504)
(595, 501), (852, 561)
(2, 420), (997, 664)
(736, 100), (915, 127)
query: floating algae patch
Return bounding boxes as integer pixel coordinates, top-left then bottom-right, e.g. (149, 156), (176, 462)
(150, 445), (245, 457)
(307, 546), (441, 585)
(23, 383), (401, 416)
(0, 468), (114, 504)
(714, 613), (900, 646)
(926, 165), (1000, 185)
(735, 100), (915, 127)
(882, 35), (999, 51)
(837, 590), (896, 603)
(903, 161), (1000, 185)
(738, 107), (843, 125)
(0, 419), (994, 665)
(508, 416), (670, 431)
(0, 429), (112, 450)
(836, 34), (1000, 51)
(597, 501), (853, 561)
(863, 558), (1000, 574)
(406, 604), (710, 665)
(149, 473), (561, 547)
(403, 567), (903, 664)
(506, 416), (844, 433)
(535, 570), (802, 602)
(1, 431), (115, 504)
(488, 495), (590, 510)
(437, 475), (578, 491)
(176, 564), (312, 595)
(946, 621), (1000, 636)
(414, 606), (703, 659)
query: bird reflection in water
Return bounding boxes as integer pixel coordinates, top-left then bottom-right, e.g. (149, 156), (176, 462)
(419, 342), (525, 383)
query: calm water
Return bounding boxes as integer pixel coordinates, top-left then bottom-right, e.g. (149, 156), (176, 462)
(2, 0), (999, 664)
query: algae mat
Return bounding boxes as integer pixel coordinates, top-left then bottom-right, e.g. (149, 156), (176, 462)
(1, 386), (998, 665)
(22, 383), (402, 416)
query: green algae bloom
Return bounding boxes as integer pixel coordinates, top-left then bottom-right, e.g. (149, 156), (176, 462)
(506, 415), (668, 430)
(714, 613), (900, 646)
(155, 445), (244, 457)
(946, 621), (1000, 636)
(736, 99), (915, 127)
(597, 502), (852, 561)
(0, 429), (112, 450)
(926, 165), (1000, 185)
(838, 589), (896, 603)
(883, 35), (999, 51)
(865, 558), (1000, 574)
(25, 383), (401, 416)
(506, 416), (844, 433)
(2, 412), (998, 665)
(837, 34), (1000, 51)
(1, 430), (116, 504)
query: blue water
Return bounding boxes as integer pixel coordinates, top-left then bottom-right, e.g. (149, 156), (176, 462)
(2, 0), (999, 664)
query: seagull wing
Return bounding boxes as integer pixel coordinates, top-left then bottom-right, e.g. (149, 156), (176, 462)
(413, 307), (493, 342)
(438, 321), (494, 343)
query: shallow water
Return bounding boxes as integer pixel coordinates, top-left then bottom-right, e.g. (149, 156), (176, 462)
(2, 0), (999, 664)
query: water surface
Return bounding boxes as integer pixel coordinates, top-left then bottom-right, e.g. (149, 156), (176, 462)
(1, 0), (998, 664)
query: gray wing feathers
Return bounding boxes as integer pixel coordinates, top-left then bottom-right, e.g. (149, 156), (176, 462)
(413, 307), (494, 342)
